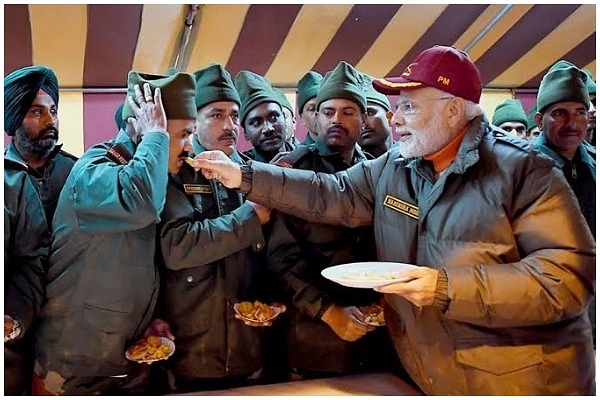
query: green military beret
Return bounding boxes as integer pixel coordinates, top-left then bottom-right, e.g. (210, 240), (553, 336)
(526, 105), (538, 131)
(4, 65), (59, 136)
(193, 63), (240, 110)
(234, 70), (281, 125)
(316, 61), (367, 113)
(357, 71), (391, 112)
(491, 98), (527, 127)
(273, 87), (294, 114)
(297, 71), (323, 114)
(122, 71), (197, 121)
(582, 68), (596, 95)
(537, 60), (590, 113)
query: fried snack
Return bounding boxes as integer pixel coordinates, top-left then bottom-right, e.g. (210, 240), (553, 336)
(127, 335), (172, 362)
(183, 157), (195, 167)
(237, 300), (277, 322)
(359, 304), (385, 325)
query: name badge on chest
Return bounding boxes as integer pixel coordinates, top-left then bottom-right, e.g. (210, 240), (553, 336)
(184, 184), (212, 194)
(383, 194), (419, 220)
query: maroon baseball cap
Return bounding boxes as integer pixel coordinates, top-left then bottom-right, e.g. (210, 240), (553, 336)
(372, 45), (482, 103)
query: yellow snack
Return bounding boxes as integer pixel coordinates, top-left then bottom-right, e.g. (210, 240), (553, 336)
(126, 335), (172, 362)
(359, 304), (386, 325)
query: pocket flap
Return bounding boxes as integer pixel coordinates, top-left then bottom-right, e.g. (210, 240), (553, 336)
(456, 344), (542, 375)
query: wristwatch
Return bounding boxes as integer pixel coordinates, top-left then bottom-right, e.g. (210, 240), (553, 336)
(239, 162), (253, 194)
(4, 317), (21, 342)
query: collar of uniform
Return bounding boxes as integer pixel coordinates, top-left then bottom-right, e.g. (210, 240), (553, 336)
(536, 133), (596, 170)
(313, 138), (368, 164)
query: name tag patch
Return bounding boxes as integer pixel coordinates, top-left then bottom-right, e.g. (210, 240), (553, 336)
(383, 195), (418, 219)
(184, 184), (212, 194)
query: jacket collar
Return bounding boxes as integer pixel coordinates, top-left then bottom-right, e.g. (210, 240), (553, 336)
(313, 139), (369, 164)
(534, 132), (596, 168)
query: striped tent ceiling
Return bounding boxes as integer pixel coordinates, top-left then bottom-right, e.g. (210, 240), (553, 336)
(4, 4), (596, 91)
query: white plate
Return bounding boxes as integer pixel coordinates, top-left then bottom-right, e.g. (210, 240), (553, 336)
(125, 336), (175, 364)
(321, 262), (416, 289)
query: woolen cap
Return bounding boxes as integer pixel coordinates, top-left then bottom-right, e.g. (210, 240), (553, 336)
(537, 60), (589, 113)
(193, 63), (240, 110)
(357, 71), (391, 112)
(122, 71), (197, 121)
(4, 65), (59, 136)
(234, 70), (281, 125)
(297, 71), (323, 114)
(491, 99), (527, 127)
(372, 45), (482, 104)
(316, 61), (367, 113)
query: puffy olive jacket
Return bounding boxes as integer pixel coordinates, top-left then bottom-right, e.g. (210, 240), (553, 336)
(34, 130), (169, 394)
(157, 140), (266, 384)
(244, 115), (596, 395)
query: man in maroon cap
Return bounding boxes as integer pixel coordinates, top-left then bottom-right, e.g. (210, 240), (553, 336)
(193, 45), (595, 395)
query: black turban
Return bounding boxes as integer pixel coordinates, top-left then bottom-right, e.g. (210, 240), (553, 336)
(4, 65), (59, 136)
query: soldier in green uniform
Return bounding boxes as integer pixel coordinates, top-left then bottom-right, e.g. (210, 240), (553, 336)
(491, 98), (528, 139)
(274, 87), (301, 149)
(236, 71), (294, 163)
(266, 61), (398, 380)
(4, 167), (49, 395)
(533, 60), (596, 347)
(4, 65), (78, 227)
(32, 71), (197, 395)
(356, 71), (395, 158)
(156, 63), (272, 393)
(297, 71), (323, 145)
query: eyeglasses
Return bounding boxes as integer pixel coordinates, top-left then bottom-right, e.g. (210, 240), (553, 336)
(395, 97), (454, 116)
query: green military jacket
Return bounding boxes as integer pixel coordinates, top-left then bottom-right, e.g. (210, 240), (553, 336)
(156, 137), (267, 385)
(265, 140), (390, 374)
(33, 130), (170, 394)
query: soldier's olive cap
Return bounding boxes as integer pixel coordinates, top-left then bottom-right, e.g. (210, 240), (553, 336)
(316, 61), (367, 113)
(122, 71), (197, 121)
(297, 71), (323, 114)
(273, 87), (294, 114)
(193, 63), (240, 110)
(234, 70), (281, 125)
(357, 71), (391, 112)
(491, 98), (527, 127)
(537, 60), (589, 113)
